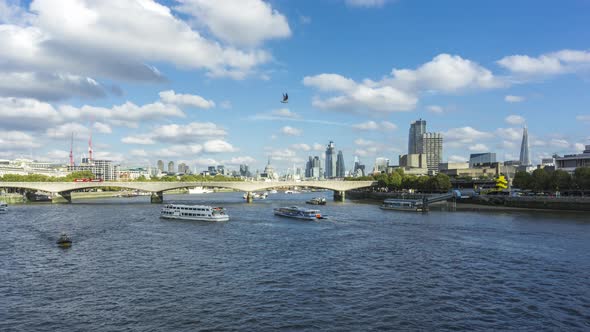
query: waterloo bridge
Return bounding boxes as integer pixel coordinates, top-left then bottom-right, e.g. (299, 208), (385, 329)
(0, 181), (377, 203)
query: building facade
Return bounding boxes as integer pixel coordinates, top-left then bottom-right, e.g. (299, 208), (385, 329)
(421, 132), (443, 173)
(68, 158), (119, 181)
(157, 160), (164, 173)
(469, 153), (497, 167)
(408, 119), (426, 154)
(336, 150), (345, 178)
(324, 141), (337, 178)
(555, 145), (590, 173)
(167, 161), (175, 174)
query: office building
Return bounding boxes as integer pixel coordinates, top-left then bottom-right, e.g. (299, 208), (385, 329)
(336, 150), (345, 178)
(167, 161), (175, 174)
(157, 160), (164, 173)
(374, 157), (389, 173)
(519, 126), (531, 166)
(324, 141), (337, 178)
(68, 158), (119, 181)
(239, 164), (251, 177)
(555, 145), (590, 173)
(469, 153), (497, 167)
(353, 156), (366, 177)
(408, 119), (426, 154)
(421, 132), (443, 172)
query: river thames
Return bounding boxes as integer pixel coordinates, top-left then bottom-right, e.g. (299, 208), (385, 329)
(1, 192), (589, 331)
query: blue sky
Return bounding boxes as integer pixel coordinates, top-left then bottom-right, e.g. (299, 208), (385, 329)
(0, 0), (589, 173)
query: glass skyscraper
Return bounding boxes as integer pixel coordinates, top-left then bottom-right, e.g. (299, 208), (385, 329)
(408, 119), (426, 154)
(336, 150), (345, 178)
(324, 141), (336, 178)
(519, 126), (531, 166)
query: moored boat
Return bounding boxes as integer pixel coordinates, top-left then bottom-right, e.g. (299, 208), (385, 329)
(56, 233), (72, 248)
(274, 206), (326, 220)
(160, 204), (229, 221)
(306, 197), (327, 205)
(379, 199), (423, 212)
(188, 187), (213, 194)
(0, 201), (7, 213)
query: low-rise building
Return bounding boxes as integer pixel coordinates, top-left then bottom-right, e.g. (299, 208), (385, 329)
(555, 145), (590, 173)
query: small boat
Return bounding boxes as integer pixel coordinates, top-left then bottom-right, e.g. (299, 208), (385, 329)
(268, 189), (278, 194)
(379, 199), (423, 212)
(0, 201), (7, 213)
(56, 233), (72, 248)
(274, 206), (326, 220)
(188, 187), (213, 194)
(284, 190), (301, 194)
(243, 192), (268, 200)
(160, 204), (229, 221)
(306, 197), (327, 205)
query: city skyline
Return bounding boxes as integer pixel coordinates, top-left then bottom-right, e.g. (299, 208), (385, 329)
(0, 0), (589, 172)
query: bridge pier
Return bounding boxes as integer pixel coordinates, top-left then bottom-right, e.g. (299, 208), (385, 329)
(333, 190), (346, 202)
(245, 192), (253, 203)
(52, 191), (72, 204)
(150, 191), (163, 204)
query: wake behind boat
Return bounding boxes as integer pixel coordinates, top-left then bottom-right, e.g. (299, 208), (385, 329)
(274, 206), (326, 220)
(161, 204), (229, 221)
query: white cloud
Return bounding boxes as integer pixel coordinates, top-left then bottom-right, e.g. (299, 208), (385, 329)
(93, 122), (112, 134)
(354, 138), (376, 146)
(203, 139), (237, 153)
(444, 126), (493, 145)
(224, 156), (255, 165)
(158, 90), (215, 109)
(0, 0), (280, 101)
(304, 54), (503, 114)
(271, 108), (299, 118)
(496, 127), (522, 141)
(576, 115), (590, 122)
(220, 100), (232, 109)
(291, 143), (311, 151)
(45, 122), (89, 139)
(312, 143), (324, 151)
(469, 143), (489, 152)
(574, 143), (586, 152)
(448, 155), (467, 162)
(0, 130), (40, 149)
(280, 126), (302, 136)
(352, 120), (397, 131)
(175, 0), (291, 47)
(505, 95), (525, 103)
(505, 115), (526, 125)
(549, 138), (570, 149)
(121, 136), (155, 145)
(427, 105), (443, 113)
(498, 49), (590, 77)
(0, 96), (61, 130)
(130, 149), (148, 157)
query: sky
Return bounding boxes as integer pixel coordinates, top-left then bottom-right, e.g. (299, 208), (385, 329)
(0, 0), (589, 173)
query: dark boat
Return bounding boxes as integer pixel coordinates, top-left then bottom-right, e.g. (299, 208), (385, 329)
(306, 197), (327, 205)
(56, 233), (72, 248)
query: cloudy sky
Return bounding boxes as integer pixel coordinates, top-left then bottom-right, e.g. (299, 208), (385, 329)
(1, 0), (589, 172)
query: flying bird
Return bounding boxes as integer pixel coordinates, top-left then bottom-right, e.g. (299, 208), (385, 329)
(281, 93), (288, 103)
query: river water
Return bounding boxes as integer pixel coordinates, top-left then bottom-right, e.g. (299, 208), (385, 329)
(1, 192), (589, 331)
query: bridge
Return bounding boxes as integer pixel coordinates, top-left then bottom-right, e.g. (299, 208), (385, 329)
(0, 181), (377, 203)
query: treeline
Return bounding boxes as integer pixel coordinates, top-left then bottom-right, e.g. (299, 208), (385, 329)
(512, 167), (590, 191)
(346, 169), (452, 192)
(0, 172), (242, 182)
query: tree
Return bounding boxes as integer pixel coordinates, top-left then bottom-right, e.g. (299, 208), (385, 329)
(574, 167), (590, 190)
(512, 171), (533, 190)
(549, 170), (571, 191)
(387, 172), (402, 191)
(531, 168), (550, 192)
(428, 173), (452, 192)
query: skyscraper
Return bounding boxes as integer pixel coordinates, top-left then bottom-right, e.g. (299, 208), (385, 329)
(519, 126), (531, 166)
(421, 132), (443, 172)
(168, 161), (174, 174)
(157, 160), (164, 173)
(324, 141), (337, 178)
(408, 119), (426, 154)
(353, 156), (366, 177)
(336, 150), (345, 178)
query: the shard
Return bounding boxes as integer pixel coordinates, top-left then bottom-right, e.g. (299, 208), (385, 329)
(519, 126), (531, 166)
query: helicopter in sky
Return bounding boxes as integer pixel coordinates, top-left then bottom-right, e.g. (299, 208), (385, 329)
(281, 93), (288, 103)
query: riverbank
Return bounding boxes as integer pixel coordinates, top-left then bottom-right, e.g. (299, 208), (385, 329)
(347, 190), (590, 212)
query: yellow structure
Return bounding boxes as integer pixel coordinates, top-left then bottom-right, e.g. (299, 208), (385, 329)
(495, 175), (508, 190)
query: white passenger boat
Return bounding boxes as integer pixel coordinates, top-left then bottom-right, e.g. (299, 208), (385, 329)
(243, 192), (268, 200)
(188, 187), (213, 194)
(160, 204), (229, 221)
(284, 190), (301, 194)
(0, 201), (7, 213)
(379, 199), (423, 212)
(273, 206), (326, 220)
(268, 189), (278, 194)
